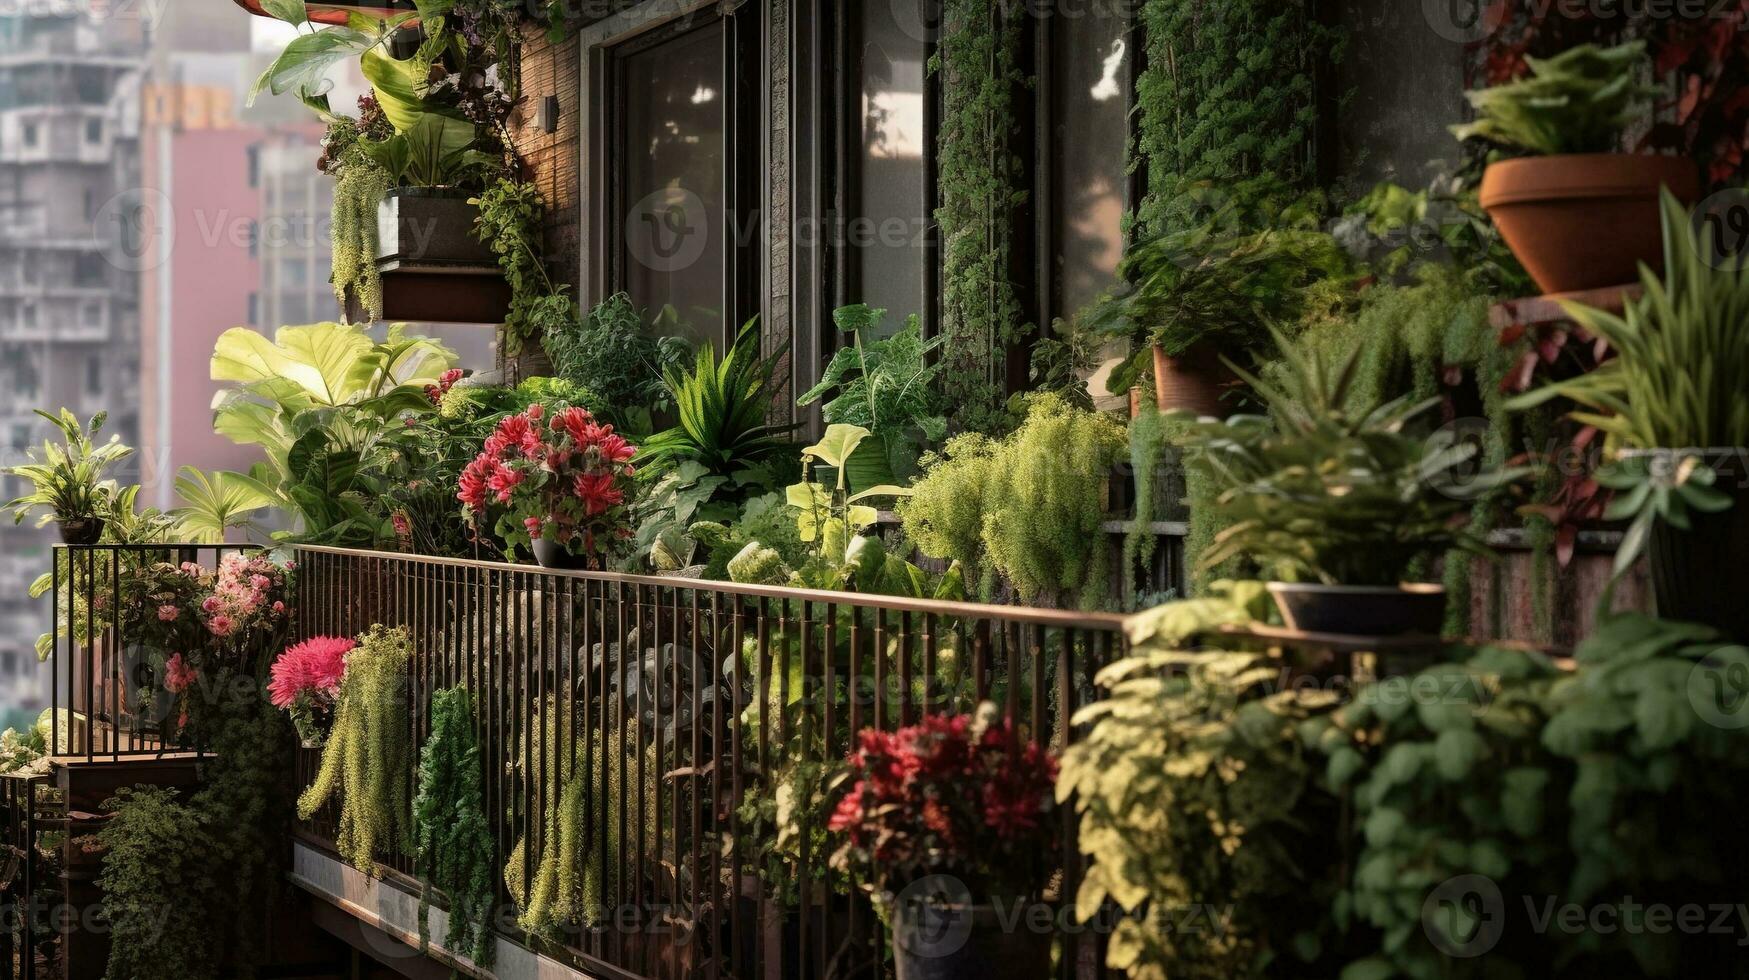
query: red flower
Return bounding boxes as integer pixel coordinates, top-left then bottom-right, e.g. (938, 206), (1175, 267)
(573, 472), (625, 516)
(457, 455), (497, 510)
(524, 516), (545, 540)
(594, 432), (637, 465)
(549, 406), (597, 446)
(426, 368), (465, 405)
(488, 464), (527, 503)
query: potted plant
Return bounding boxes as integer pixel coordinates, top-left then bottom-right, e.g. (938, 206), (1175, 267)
(1510, 190), (1749, 640)
(269, 635), (355, 747)
(1086, 182), (1348, 416)
(366, 113), (501, 267)
(1177, 332), (1517, 636)
(828, 705), (1058, 980)
(1455, 40), (1698, 295)
(458, 402), (640, 569)
(3, 409), (132, 545)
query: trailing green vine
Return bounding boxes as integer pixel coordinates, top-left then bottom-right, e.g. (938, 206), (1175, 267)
(471, 176), (574, 355)
(95, 787), (224, 980)
(297, 625), (414, 875)
(933, 0), (1030, 434)
(1132, 0), (1343, 234)
(330, 151), (391, 322)
(414, 686), (495, 967)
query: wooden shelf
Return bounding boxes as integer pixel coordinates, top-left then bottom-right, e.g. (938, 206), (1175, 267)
(1489, 283), (1642, 330)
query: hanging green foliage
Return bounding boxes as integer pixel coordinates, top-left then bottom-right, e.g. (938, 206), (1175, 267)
(471, 176), (575, 355)
(96, 787), (225, 980)
(934, 0), (1031, 434)
(330, 150), (391, 322)
(1132, 0), (1344, 234)
(413, 686), (495, 967)
(297, 624), (414, 875)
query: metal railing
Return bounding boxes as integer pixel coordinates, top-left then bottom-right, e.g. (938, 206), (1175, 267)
(0, 772), (55, 980)
(291, 544), (1132, 980)
(47, 544), (264, 762)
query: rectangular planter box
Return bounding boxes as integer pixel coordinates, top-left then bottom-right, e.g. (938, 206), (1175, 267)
(376, 188), (496, 267)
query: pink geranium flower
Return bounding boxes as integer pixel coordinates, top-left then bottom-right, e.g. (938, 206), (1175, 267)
(157, 604), (179, 622)
(164, 653), (198, 695)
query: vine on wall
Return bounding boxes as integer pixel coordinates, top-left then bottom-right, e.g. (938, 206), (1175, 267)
(934, 0), (1031, 435)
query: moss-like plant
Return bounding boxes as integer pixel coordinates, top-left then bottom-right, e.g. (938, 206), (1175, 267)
(95, 787), (223, 980)
(297, 625), (414, 875)
(413, 686), (495, 967)
(903, 394), (1127, 608)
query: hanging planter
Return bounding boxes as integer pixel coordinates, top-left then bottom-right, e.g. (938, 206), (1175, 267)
(376, 187), (495, 268)
(229, 0), (416, 24)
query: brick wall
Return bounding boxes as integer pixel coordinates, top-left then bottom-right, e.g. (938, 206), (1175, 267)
(501, 30), (581, 379)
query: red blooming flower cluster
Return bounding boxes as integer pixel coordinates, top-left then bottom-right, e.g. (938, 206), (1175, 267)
(458, 403), (638, 561)
(827, 709), (1058, 897)
(425, 368), (465, 406)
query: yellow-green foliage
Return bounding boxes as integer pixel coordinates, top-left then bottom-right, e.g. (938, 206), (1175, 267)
(903, 394), (1127, 608)
(297, 625), (413, 876)
(330, 157), (390, 321)
(504, 696), (658, 935)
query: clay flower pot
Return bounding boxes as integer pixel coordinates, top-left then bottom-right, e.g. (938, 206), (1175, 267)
(1152, 344), (1234, 418)
(1479, 154), (1700, 295)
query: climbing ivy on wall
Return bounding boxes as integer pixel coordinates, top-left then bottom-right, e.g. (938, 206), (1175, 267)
(934, 0), (1030, 434)
(1133, 0), (1343, 234)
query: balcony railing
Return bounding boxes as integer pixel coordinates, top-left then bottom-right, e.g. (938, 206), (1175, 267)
(292, 544), (1129, 980)
(47, 542), (1134, 978)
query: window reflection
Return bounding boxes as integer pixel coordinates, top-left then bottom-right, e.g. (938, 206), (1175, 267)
(855, 3), (929, 333)
(619, 21), (727, 350)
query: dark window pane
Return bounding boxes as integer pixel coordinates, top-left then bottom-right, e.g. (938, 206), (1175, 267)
(618, 20), (728, 350)
(1052, 8), (1130, 320)
(854, 2), (929, 332)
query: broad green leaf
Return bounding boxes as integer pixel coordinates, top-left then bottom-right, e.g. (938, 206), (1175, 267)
(249, 27), (373, 107)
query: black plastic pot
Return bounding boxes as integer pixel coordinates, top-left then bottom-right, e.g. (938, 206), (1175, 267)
(531, 536), (586, 570)
(1632, 449), (1749, 642)
(376, 187), (496, 267)
(891, 900), (1051, 980)
(56, 517), (105, 545)
(1267, 582), (1447, 637)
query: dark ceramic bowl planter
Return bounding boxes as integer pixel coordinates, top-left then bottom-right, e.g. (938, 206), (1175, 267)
(531, 536), (590, 571)
(1478, 154), (1699, 295)
(376, 187), (496, 267)
(1622, 448), (1749, 642)
(56, 516), (106, 546)
(891, 899), (1051, 980)
(1266, 582), (1447, 637)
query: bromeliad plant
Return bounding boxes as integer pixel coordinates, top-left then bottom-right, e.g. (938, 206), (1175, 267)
(636, 320), (796, 480)
(457, 403), (639, 563)
(1453, 41), (1654, 156)
(828, 704), (1058, 901)
(3, 409), (132, 542)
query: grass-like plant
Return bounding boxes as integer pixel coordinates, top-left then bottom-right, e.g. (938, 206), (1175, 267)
(413, 686), (495, 967)
(1511, 189), (1749, 572)
(3, 409), (131, 528)
(297, 624), (414, 875)
(636, 320), (795, 479)
(1452, 41), (1655, 155)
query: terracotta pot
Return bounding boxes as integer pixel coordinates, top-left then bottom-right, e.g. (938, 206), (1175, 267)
(1152, 344), (1233, 417)
(1478, 153), (1699, 295)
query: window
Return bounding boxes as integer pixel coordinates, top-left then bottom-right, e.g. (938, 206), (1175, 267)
(284, 257), (307, 287)
(85, 355), (101, 393)
(19, 302), (36, 331)
(246, 145), (260, 188)
(21, 122), (38, 147)
(1051, 7), (1132, 321)
(849, 2), (933, 332)
(81, 300), (101, 329)
(589, 2), (761, 351)
(84, 117), (102, 144)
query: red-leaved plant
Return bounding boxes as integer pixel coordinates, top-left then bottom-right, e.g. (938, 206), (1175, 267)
(828, 705), (1058, 902)
(457, 403), (638, 563)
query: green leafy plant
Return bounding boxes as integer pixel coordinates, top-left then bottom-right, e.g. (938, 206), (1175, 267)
(297, 624), (415, 875)
(1511, 190), (1749, 572)
(1087, 182), (1349, 378)
(545, 292), (690, 429)
(328, 142), (392, 320)
(205, 322), (457, 544)
(471, 176), (572, 354)
(902, 394), (1127, 608)
(3, 409), (131, 528)
(637, 321), (795, 479)
(361, 112), (492, 187)
(170, 467), (278, 544)
(1179, 331), (1516, 586)
(414, 686), (495, 967)
(1453, 41), (1655, 156)
(797, 305), (945, 485)
(94, 787), (223, 980)
(1060, 595), (1349, 979)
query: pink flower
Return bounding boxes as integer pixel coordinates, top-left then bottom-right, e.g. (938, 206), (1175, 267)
(272, 601), (286, 615)
(488, 464), (526, 503)
(157, 604), (179, 622)
(201, 595), (221, 614)
(180, 562), (202, 577)
(457, 454), (497, 510)
(525, 402), (545, 421)
(207, 614), (234, 638)
(164, 653), (198, 695)
(524, 516), (545, 540)
(594, 432), (637, 465)
(268, 636), (355, 709)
